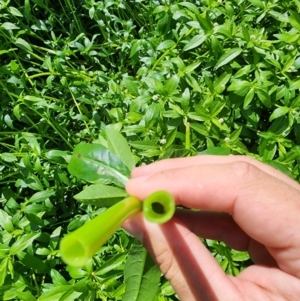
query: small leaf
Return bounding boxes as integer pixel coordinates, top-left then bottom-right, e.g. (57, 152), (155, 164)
(165, 75), (179, 96)
(183, 33), (207, 51)
(0, 209), (14, 232)
(39, 285), (72, 301)
(269, 107), (290, 121)
(215, 48), (243, 69)
(157, 40), (176, 51)
(8, 6), (23, 17)
(14, 38), (33, 52)
(256, 88), (271, 108)
(0, 152), (17, 162)
(10, 232), (40, 255)
(17, 252), (49, 273)
(289, 79), (300, 90)
(0, 257), (8, 286)
(96, 253), (126, 275)
(122, 77), (139, 97)
(28, 189), (56, 203)
(1, 22), (20, 30)
(74, 184), (127, 207)
(50, 269), (69, 286)
(244, 88), (255, 108)
(289, 10), (300, 32)
(199, 147), (230, 155)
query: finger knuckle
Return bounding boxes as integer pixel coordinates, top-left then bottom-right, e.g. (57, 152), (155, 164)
(229, 158), (261, 181)
(155, 247), (177, 280)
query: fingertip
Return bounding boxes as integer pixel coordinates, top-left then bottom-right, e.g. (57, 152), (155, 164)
(125, 175), (150, 198)
(130, 165), (150, 178)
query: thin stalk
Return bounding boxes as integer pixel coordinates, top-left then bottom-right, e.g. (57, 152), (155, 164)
(185, 122), (191, 151)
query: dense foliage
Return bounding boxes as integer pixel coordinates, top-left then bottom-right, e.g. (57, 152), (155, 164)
(0, 0), (300, 300)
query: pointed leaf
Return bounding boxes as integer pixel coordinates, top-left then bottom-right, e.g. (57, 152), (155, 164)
(199, 147), (230, 155)
(269, 107), (290, 121)
(0, 257), (8, 286)
(10, 232), (40, 255)
(215, 48), (243, 69)
(39, 285), (72, 301)
(0, 209), (14, 232)
(123, 240), (160, 301)
(183, 33), (207, 51)
(74, 183), (127, 207)
(289, 10), (300, 32)
(50, 269), (69, 286)
(105, 128), (135, 171)
(28, 189), (56, 203)
(14, 38), (33, 52)
(157, 40), (176, 51)
(256, 88), (271, 108)
(165, 75), (180, 96)
(17, 252), (49, 273)
(68, 143), (130, 187)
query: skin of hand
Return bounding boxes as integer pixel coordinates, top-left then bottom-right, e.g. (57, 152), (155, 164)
(122, 156), (300, 301)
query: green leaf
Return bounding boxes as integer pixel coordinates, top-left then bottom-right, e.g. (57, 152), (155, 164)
(39, 285), (72, 301)
(249, 0), (265, 8)
(14, 38), (33, 52)
(256, 88), (271, 108)
(0, 209), (14, 232)
(105, 128), (136, 171)
(74, 183), (127, 207)
(15, 291), (37, 301)
(1, 22), (20, 30)
(28, 189), (56, 203)
(214, 72), (232, 94)
(289, 10), (300, 32)
(165, 75), (179, 96)
(269, 107), (290, 121)
(50, 269), (69, 286)
(0, 152), (17, 162)
(123, 240), (160, 301)
(157, 40), (176, 51)
(10, 232), (40, 255)
(8, 6), (23, 17)
(0, 257), (8, 286)
(215, 48), (243, 70)
(122, 77), (139, 96)
(183, 33), (207, 51)
(289, 79), (300, 90)
(68, 143), (130, 187)
(244, 88), (255, 108)
(96, 253), (126, 275)
(199, 147), (230, 155)
(17, 252), (49, 273)
(264, 161), (292, 178)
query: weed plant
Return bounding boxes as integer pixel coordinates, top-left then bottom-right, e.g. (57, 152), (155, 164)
(0, 0), (300, 300)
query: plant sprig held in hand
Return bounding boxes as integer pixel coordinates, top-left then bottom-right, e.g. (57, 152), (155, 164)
(60, 191), (175, 267)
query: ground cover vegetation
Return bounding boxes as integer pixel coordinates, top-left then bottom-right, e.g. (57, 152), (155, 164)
(0, 0), (300, 300)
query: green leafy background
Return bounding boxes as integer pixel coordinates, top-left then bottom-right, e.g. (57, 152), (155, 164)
(0, 0), (300, 300)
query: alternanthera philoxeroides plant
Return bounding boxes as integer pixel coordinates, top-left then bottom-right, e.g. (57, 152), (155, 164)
(59, 129), (175, 267)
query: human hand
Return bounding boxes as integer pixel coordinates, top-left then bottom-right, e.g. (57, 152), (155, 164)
(123, 156), (300, 301)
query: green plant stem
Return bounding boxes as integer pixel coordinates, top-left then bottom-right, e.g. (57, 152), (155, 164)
(185, 122), (191, 150)
(60, 196), (142, 267)
(60, 191), (176, 267)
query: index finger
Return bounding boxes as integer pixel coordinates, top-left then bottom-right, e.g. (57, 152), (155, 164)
(126, 157), (300, 278)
